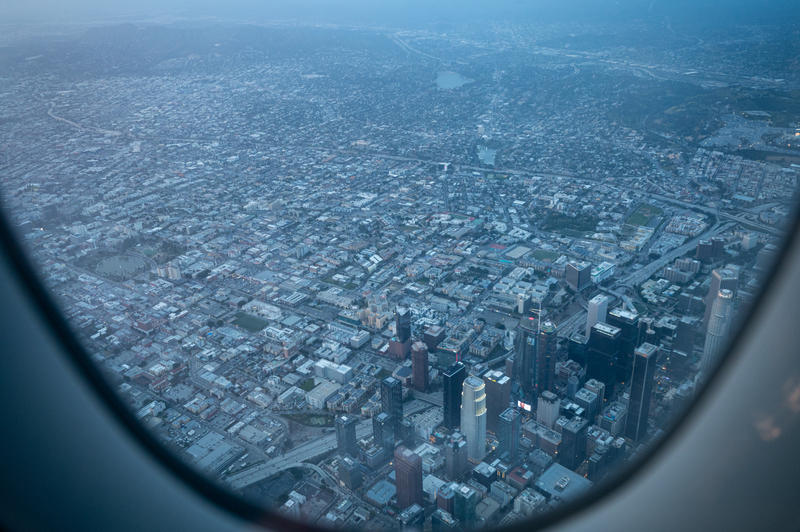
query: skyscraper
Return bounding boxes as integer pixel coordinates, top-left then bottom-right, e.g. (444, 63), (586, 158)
(453, 484), (477, 529)
(566, 261), (592, 292)
(338, 454), (362, 490)
(394, 446), (424, 511)
(498, 407), (522, 460)
(411, 340), (429, 392)
(335, 414), (358, 457)
(586, 294), (610, 336)
(513, 317), (538, 394)
(584, 378), (606, 410)
(625, 343), (660, 442)
(443, 362), (467, 430)
(607, 307), (639, 386)
(568, 332), (589, 367)
(483, 370), (511, 434)
(586, 322), (621, 392)
(560, 416), (589, 470)
(537, 321), (558, 396)
(703, 268), (738, 331)
(381, 376), (403, 433)
(372, 411), (395, 451)
(537, 390), (560, 429)
(701, 289), (735, 377)
(460, 376), (487, 463)
(396, 307), (412, 343)
(445, 432), (469, 481)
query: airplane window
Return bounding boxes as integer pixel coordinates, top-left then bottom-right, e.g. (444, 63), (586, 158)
(0, 0), (798, 530)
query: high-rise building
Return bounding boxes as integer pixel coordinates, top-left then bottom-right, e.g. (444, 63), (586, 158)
(537, 390), (560, 429)
(586, 295), (610, 336)
(423, 325), (447, 353)
(586, 323), (622, 392)
(461, 376), (487, 463)
(695, 239), (713, 262)
(453, 484), (477, 529)
(537, 321), (558, 396)
(443, 362), (467, 430)
(394, 446), (424, 511)
(338, 454), (362, 490)
(381, 376), (403, 434)
(674, 317), (696, 357)
(396, 504), (425, 532)
(513, 317), (538, 394)
(560, 416), (589, 470)
(574, 388), (599, 422)
(436, 484), (455, 513)
(483, 370), (511, 434)
(498, 408), (522, 461)
(411, 341), (429, 392)
(711, 236), (726, 258)
(432, 508), (458, 532)
(566, 261), (592, 292)
(396, 307), (412, 343)
(701, 289), (735, 377)
(372, 412), (395, 452)
(445, 432), (469, 481)
(703, 269), (738, 331)
(584, 378), (606, 410)
(568, 332), (589, 367)
(607, 308), (640, 386)
(625, 343), (660, 442)
(335, 414), (358, 457)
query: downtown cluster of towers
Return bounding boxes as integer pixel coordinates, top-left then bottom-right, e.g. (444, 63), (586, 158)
(333, 275), (738, 527)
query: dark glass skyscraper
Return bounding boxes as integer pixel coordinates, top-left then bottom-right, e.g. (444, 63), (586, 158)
(625, 343), (660, 442)
(513, 317), (538, 395)
(445, 432), (469, 480)
(498, 407), (521, 461)
(396, 307), (412, 343)
(443, 362), (466, 430)
(587, 323), (621, 392)
(537, 321), (558, 396)
(607, 308), (639, 386)
(381, 376), (403, 433)
(372, 412), (395, 451)
(394, 446), (423, 511)
(560, 416), (589, 470)
(335, 414), (358, 457)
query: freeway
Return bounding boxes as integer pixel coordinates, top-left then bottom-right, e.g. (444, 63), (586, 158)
(227, 401), (430, 491)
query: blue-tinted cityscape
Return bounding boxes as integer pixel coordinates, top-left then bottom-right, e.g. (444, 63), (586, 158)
(0, 5), (797, 531)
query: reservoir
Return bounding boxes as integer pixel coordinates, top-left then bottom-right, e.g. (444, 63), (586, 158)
(436, 71), (473, 89)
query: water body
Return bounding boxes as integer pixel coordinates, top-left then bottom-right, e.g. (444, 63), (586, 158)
(97, 255), (146, 278)
(436, 71), (473, 89)
(477, 145), (497, 165)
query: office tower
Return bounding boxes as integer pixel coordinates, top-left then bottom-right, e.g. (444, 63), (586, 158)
(560, 416), (589, 470)
(498, 408), (522, 460)
(461, 376), (487, 462)
(432, 508), (458, 532)
(701, 289), (735, 377)
(695, 239), (713, 262)
(483, 370), (511, 434)
(625, 343), (660, 442)
(567, 375), (580, 399)
(453, 484), (477, 529)
(586, 323), (621, 392)
(607, 307), (640, 386)
(437, 484), (455, 513)
(711, 236), (726, 258)
(574, 388), (599, 422)
(568, 332), (589, 367)
(537, 390), (560, 429)
(372, 412), (395, 451)
(674, 317), (696, 356)
(584, 378), (606, 410)
(445, 432), (469, 481)
(443, 362), (467, 430)
(756, 244), (777, 271)
(397, 504), (424, 532)
(424, 325), (447, 353)
(335, 414), (358, 457)
(505, 355), (514, 378)
(394, 446), (424, 511)
(396, 307), (412, 343)
(586, 295), (610, 336)
(703, 269), (738, 331)
(537, 321), (558, 396)
(411, 340), (429, 392)
(513, 317), (538, 394)
(338, 454), (362, 490)
(381, 376), (403, 433)
(566, 261), (592, 292)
